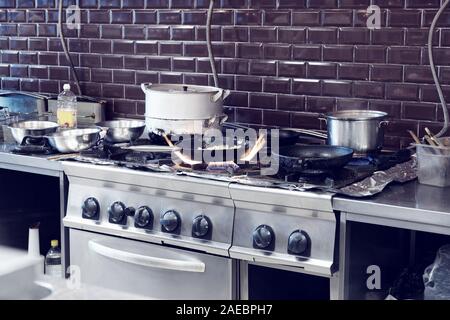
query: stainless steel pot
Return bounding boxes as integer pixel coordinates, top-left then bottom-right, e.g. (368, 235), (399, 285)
(8, 121), (59, 144)
(45, 127), (101, 153)
(141, 83), (230, 135)
(96, 120), (146, 143)
(321, 110), (388, 153)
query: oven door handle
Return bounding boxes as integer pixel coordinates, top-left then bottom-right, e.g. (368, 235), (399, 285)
(88, 240), (206, 273)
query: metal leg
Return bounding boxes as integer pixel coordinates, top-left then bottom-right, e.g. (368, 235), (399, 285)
(239, 260), (249, 300)
(335, 213), (351, 300)
(59, 172), (69, 278)
(409, 230), (416, 268)
(329, 274), (339, 300)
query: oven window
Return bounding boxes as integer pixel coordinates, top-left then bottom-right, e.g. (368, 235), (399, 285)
(248, 264), (330, 300)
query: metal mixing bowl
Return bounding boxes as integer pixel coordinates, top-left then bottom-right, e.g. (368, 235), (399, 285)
(45, 127), (101, 153)
(96, 120), (146, 143)
(8, 120), (59, 144)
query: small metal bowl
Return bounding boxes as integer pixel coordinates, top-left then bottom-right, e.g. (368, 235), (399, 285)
(96, 120), (146, 143)
(45, 127), (101, 153)
(8, 120), (59, 144)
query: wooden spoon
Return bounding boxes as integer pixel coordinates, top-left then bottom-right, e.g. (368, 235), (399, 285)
(425, 127), (442, 147)
(407, 130), (421, 144)
(424, 135), (438, 147)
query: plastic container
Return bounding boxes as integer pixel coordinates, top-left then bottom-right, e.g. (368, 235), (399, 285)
(44, 240), (62, 278)
(57, 84), (77, 129)
(416, 137), (450, 187)
(424, 244), (450, 300)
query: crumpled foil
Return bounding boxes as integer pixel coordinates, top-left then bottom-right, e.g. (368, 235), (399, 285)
(335, 159), (417, 197)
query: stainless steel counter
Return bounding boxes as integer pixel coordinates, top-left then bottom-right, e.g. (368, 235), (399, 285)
(333, 180), (450, 235)
(0, 143), (62, 176)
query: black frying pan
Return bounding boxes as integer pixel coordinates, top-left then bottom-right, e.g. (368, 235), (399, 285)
(273, 145), (354, 174)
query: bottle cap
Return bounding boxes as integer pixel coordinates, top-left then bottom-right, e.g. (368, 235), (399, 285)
(51, 240), (59, 247)
(63, 84), (71, 91)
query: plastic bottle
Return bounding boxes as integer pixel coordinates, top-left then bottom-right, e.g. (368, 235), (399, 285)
(57, 84), (77, 128)
(45, 240), (62, 278)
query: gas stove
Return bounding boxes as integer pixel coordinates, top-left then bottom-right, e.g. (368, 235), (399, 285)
(62, 159), (338, 277)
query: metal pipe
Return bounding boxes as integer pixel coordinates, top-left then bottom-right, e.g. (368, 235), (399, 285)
(58, 0), (82, 96)
(428, 0), (450, 137)
(206, 0), (219, 88)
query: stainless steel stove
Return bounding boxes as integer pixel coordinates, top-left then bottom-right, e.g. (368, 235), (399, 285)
(62, 160), (340, 300)
(63, 161), (237, 300)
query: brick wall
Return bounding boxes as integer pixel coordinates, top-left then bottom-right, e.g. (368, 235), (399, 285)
(0, 0), (450, 148)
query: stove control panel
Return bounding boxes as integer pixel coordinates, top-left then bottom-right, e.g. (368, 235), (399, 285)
(65, 177), (234, 256)
(230, 204), (337, 275)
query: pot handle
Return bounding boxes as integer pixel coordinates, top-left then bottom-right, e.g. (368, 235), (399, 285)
(379, 120), (389, 128)
(207, 114), (229, 127)
(318, 114), (327, 124)
(141, 83), (152, 93)
(211, 89), (231, 103)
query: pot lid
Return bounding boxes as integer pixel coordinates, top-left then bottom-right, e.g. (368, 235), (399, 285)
(326, 110), (387, 121)
(145, 84), (221, 94)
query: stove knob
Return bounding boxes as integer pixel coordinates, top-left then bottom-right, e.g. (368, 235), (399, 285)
(253, 225), (274, 249)
(108, 201), (126, 224)
(288, 230), (309, 255)
(192, 215), (210, 238)
(135, 206), (153, 228)
(161, 210), (180, 232)
(82, 197), (99, 219)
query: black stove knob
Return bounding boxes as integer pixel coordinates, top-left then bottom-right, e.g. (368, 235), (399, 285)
(161, 210), (180, 232)
(135, 206), (153, 228)
(253, 225), (274, 249)
(192, 215), (210, 238)
(108, 201), (126, 224)
(288, 230), (309, 255)
(82, 197), (99, 219)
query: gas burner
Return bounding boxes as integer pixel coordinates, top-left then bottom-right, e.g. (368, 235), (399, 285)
(11, 137), (54, 155)
(121, 150), (170, 164)
(79, 147), (111, 159)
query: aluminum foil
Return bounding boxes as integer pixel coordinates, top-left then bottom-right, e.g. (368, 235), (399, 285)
(335, 159), (417, 197)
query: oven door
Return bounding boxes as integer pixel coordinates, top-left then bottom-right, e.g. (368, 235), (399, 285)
(69, 229), (236, 300)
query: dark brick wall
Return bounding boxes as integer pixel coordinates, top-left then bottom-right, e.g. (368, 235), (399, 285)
(1, 0), (450, 148)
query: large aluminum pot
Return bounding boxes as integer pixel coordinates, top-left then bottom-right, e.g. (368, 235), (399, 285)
(141, 83), (230, 135)
(321, 110), (389, 153)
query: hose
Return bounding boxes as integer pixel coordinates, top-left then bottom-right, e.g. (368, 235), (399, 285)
(428, 0), (450, 138)
(58, 0), (82, 96)
(206, 0), (219, 88)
